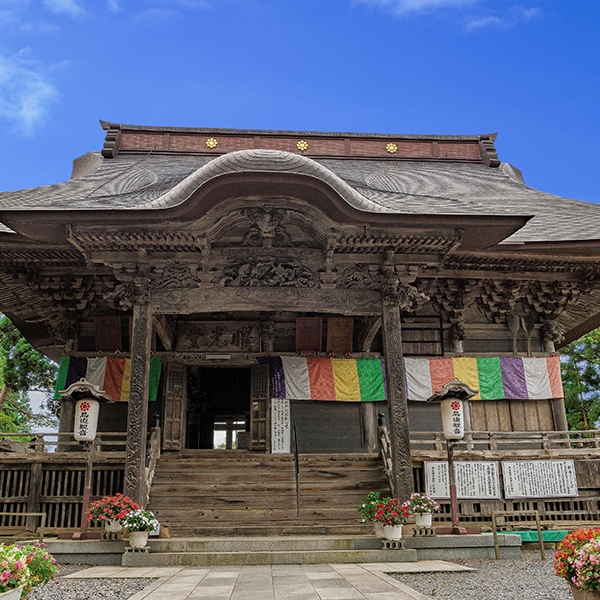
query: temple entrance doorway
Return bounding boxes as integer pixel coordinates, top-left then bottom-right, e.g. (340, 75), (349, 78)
(186, 367), (251, 450)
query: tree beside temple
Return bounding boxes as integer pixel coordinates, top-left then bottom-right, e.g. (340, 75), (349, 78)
(560, 329), (600, 430)
(0, 315), (57, 432)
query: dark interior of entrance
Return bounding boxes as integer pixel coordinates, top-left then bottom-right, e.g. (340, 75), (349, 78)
(186, 367), (250, 449)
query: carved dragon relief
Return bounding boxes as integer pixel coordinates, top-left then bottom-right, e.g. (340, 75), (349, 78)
(216, 257), (318, 288)
(152, 262), (202, 290)
(337, 264), (380, 290)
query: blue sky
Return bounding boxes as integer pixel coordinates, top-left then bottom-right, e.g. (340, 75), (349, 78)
(0, 0), (598, 205)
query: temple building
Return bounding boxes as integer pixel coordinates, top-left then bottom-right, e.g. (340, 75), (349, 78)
(1, 122), (600, 534)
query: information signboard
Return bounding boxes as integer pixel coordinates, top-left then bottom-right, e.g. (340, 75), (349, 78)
(271, 398), (291, 454)
(425, 461), (501, 499)
(502, 460), (578, 498)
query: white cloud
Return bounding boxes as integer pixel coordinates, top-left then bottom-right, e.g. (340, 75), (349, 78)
(0, 51), (59, 135)
(354, 0), (478, 16)
(107, 0), (119, 10)
(42, 0), (84, 17)
(464, 5), (542, 30)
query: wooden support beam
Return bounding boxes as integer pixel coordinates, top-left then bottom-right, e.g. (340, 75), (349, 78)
(153, 314), (175, 351)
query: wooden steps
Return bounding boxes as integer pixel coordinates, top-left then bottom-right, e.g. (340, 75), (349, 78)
(148, 451), (390, 536)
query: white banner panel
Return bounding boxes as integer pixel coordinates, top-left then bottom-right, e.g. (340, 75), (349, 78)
(425, 461), (501, 499)
(502, 460), (578, 498)
(271, 398), (291, 454)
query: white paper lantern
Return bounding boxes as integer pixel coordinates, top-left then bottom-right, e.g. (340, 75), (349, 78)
(74, 398), (100, 442)
(440, 397), (464, 440)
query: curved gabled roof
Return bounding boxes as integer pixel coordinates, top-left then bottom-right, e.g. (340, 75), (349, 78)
(133, 149), (392, 213)
(0, 140), (599, 245)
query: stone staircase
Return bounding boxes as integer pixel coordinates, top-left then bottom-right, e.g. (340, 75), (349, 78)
(147, 451), (390, 537)
(121, 535), (418, 566)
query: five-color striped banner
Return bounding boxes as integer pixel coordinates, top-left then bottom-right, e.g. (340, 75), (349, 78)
(54, 356), (163, 402)
(404, 355), (563, 401)
(259, 356), (387, 402)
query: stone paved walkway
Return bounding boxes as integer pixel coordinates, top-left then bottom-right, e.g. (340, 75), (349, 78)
(64, 561), (473, 600)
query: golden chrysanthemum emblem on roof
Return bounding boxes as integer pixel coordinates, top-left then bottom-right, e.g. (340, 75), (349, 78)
(206, 138), (218, 149)
(296, 140), (309, 152)
(386, 143), (398, 154)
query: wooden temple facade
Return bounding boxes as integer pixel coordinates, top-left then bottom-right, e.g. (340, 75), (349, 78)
(2, 122), (600, 533)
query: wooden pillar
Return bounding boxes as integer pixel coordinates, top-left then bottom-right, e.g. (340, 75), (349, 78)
(381, 299), (413, 502)
(58, 400), (74, 452)
(552, 398), (569, 432)
(361, 403), (378, 453)
(124, 299), (153, 506)
(26, 462), (42, 532)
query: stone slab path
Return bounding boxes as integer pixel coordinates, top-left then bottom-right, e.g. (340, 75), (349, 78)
(64, 561), (473, 600)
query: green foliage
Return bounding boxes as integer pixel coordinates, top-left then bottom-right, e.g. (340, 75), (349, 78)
(0, 316), (56, 394)
(0, 315), (58, 432)
(559, 329), (600, 430)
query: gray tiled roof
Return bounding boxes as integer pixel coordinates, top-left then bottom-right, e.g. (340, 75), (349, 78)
(0, 149), (598, 244)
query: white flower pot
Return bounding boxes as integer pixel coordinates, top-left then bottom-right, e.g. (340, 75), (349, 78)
(104, 518), (122, 533)
(414, 513), (433, 528)
(374, 522), (385, 537)
(0, 586), (24, 600)
(383, 524), (403, 540)
(128, 531), (149, 548)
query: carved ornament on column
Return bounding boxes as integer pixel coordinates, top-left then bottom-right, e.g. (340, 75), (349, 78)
(107, 280), (151, 310)
(541, 319), (565, 346)
(380, 263), (429, 312)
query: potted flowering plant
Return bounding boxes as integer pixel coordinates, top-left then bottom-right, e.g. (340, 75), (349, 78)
(555, 528), (600, 599)
(86, 493), (141, 532)
(373, 498), (409, 541)
(402, 492), (441, 529)
(121, 509), (159, 549)
(0, 543), (58, 599)
(357, 492), (390, 537)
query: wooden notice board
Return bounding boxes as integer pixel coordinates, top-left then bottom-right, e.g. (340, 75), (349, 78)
(295, 317), (322, 352)
(326, 317), (354, 354)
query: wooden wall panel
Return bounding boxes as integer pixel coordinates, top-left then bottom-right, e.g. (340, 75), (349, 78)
(510, 401), (527, 431)
(471, 401), (512, 431)
(536, 400), (555, 430)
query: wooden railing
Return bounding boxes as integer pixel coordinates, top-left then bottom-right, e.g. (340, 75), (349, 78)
(0, 432), (128, 454)
(145, 427), (161, 506)
(378, 425), (395, 497)
(0, 430), (157, 531)
(409, 429), (600, 453)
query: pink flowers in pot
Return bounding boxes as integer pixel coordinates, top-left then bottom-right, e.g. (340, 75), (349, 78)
(570, 536), (600, 590)
(555, 528), (600, 589)
(402, 492), (441, 516)
(0, 543), (58, 595)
